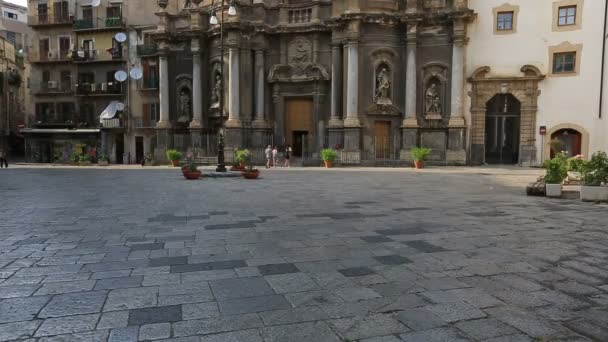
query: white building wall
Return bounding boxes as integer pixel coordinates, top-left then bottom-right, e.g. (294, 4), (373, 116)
(466, 0), (607, 163)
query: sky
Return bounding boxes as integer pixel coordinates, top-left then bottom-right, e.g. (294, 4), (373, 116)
(4, 0), (27, 7)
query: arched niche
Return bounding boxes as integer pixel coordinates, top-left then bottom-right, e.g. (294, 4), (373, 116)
(175, 75), (193, 125)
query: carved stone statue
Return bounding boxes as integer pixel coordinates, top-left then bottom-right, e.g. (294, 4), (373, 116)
(425, 83), (441, 113)
(289, 37), (311, 66)
(179, 89), (191, 120)
(374, 67), (391, 103)
(211, 74), (222, 108)
(183, 0), (192, 9)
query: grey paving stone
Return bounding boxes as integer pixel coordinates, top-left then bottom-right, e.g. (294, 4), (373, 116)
(95, 276), (143, 290)
(139, 323), (171, 341)
(403, 240), (448, 253)
(400, 327), (471, 342)
(261, 321), (341, 342)
(358, 336), (403, 342)
(284, 290), (344, 307)
(264, 273), (320, 294)
(170, 260), (247, 273)
(159, 281), (213, 297)
(425, 303), (487, 323)
(109, 326), (139, 342)
(149, 256), (189, 267)
(34, 313), (99, 337)
(339, 267), (376, 277)
(330, 313), (410, 340)
(130, 243), (165, 251)
(374, 255), (413, 265)
(260, 306), (329, 326)
(485, 306), (560, 338)
(34, 280), (96, 295)
(361, 236), (394, 243)
(199, 329), (263, 342)
(91, 270), (132, 280)
(180, 269), (237, 282)
(37, 329), (110, 342)
(209, 277), (274, 300)
(455, 318), (520, 340)
(142, 274), (181, 286)
(257, 263), (300, 276)
(333, 286), (381, 301)
(395, 307), (447, 330)
(104, 287), (158, 311)
(97, 310), (130, 330)
(39, 291), (107, 318)
(218, 294), (291, 315)
(564, 319), (608, 341)
(0, 320), (42, 341)
(0, 296), (50, 323)
(480, 334), (533, 342)
(182, 302), (220, 320)
(172, 314), (263, 337)
(0, 285), (40, 299)
(376, 228), (428, 235)
(128, 305), (182, 325)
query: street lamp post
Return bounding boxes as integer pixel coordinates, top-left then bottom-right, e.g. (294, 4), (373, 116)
(209, 0), (236, 172)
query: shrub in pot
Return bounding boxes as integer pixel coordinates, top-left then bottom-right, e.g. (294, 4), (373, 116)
(181, 158), (202, 180)
(580, 151), (608, 202)
(166, 149), (182, 167)
(411, 147), (432, 169)
(98, 154), (110, 166)
(321, 148), (338, 168)
(238, 149), (260, 179)
(566, 154), (585, 182)
(544, 152), (567, 198)
(79, 154), (92, 166)
(70, 152), (80, 165)
(234, 149), (250, 170)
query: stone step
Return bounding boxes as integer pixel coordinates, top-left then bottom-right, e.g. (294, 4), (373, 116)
(562, 190), (581, 200)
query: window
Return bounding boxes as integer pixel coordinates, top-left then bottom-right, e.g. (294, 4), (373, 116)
(107, 5), (121, 18)
(497, 11), (514, 31)
(553, 52), (576, 73)
(6, 31), (16, 44)
(4, 11), (18, 20)
(151, 104), (159, 123)
(558, 6), (576, 26)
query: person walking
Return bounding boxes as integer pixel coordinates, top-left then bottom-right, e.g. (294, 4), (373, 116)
(284, 146), (292, 167)
(0, 149), (7, 168)
(265, 145), (272, 169)
(272, 146), (279, 168)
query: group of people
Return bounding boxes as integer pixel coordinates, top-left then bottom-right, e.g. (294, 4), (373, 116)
(0, 149), (8, 168)
(265, 145), (292, 168)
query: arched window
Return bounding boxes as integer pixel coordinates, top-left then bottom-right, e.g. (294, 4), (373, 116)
(550, 128), (582, 158)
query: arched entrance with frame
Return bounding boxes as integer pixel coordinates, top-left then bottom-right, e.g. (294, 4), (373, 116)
(544, 123), (589, 161)
(485, 93), (521, 164)
(468, 65), (545, 166)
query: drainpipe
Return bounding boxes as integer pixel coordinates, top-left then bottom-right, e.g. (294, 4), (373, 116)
(600, 0), (608, 118)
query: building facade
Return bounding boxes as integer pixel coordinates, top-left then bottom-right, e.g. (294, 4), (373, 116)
(466, 0), (608, 166)
(150, 0), (474, 165)
(0, 35), (26, 156)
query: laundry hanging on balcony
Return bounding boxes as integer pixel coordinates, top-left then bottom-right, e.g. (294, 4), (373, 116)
(99, 101), (120, 123)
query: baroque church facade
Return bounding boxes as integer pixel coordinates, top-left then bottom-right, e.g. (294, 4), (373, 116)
(152, 0), (474, 164)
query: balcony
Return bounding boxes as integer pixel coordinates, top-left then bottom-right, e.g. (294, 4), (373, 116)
(29, 50), (72, 64)
(32, 114), (77, 128)
(101, 118), (123, 129)
(33, 82), (73, 96)
(73, 17), (125, 31)
(137, 44), (158, 57)
(137, 78), (159, 91)
(28, 14), (73, 27)
(75, 82), (124, 97)
(132, 117), (157, 129)
(72, 49), (124, 63)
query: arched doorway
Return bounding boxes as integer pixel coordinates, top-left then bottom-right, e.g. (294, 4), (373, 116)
(550, 129), (582, 158)
(485, 93), (521, 164)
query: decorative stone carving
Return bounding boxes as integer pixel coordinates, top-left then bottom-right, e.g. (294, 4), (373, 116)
(422, 62), (449, 121)
(175, 75), (193, 124)
(183, 0), (192, 8)
(374, 66), (391, 105)
(211, 74), (222, 108)
(288, 36), (312, 67)
(267, 63), (330, 83)
(425, 82), (441, 114)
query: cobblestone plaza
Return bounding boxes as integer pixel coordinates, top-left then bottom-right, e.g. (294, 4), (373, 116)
(0, 167), (607, 341)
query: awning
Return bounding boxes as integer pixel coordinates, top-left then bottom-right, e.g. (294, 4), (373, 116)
(100, 101), (119, 123)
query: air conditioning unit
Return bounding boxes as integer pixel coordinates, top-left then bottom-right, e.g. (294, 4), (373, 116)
(47, 50), (57, 59)
(47, 81), (58, 89)
(101, 82), (108, 91)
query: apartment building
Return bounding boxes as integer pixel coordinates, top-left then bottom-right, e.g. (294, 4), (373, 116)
(0, 0), (29, 53)
(23, 0), (158, 164)
(0, 35), (26, 157)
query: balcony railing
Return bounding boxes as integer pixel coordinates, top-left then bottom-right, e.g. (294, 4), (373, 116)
(33, 82), (73, 95)
(28, 14), (73, 26)
(75, 82), (124, 96)
(33, 115), (77, 128)
(72, 48), (124, 62)
(30, 50), (72, 63)
(101, 118), (122, 128)
(137, 44), (158, 57)
(73, 17), (125, 30)
(137, 78), (159, 90)
(132, 117), (157, 128)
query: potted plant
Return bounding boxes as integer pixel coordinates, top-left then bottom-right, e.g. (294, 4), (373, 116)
(238, 149), (260, 179)
(544, 152), (568, 198)
(181, 158), (202, 180)
(79, 154), (92, 166)
(166, 149), (182, 167)
(98, 154), (110, 166)
(70, 152), (80, 165)
(233, 149), (249, 170)
(580, 151), (608, 202)
(321, 148), (338, 168)
(411, 147), (432, 169)
(566, 154), (585, 183)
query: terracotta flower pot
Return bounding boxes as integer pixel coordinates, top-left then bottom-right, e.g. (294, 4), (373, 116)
(414, 160), (424, 169)
(242, 170), (260, 179)
(171, 160), (180, 167)
(182, 171), (202, 180)
(324, 160), (334, 168)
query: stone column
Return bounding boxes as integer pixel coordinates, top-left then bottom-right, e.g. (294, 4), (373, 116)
(329, 43), (343, 127)
(344, 40), (360, 128)
(447, 18), (467, 165)
(226, 47), (241, 127)
(252, 49), (267, 126)
(157, 49), (171, 129)
(403, 23), (418, 128)
(190, 40), (203, 128)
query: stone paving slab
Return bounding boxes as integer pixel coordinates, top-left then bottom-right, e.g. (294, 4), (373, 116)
(1, 167), (607, 341)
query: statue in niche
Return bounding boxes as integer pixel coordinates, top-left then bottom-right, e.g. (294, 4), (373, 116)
(178, 88), (191, 123)
(374, 67), (391, 104)
(292, 42), (308, 64)
(425, 83), (441, 114)
(183, 0), (192, 9)
(210, 73), (222, 108)
(289, 37), (311, 66)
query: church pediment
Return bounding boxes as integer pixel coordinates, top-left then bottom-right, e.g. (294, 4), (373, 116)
(267, 63), (330, 83)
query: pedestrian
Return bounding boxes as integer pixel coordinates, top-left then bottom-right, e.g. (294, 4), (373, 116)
(284, 145), (292, 167)
(265, 145), (272, 169)
(0, 149), (7, 168)
(272, 146), (279, 168)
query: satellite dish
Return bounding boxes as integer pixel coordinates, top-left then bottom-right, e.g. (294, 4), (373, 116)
(114, 70), (128, 82)
(91, 0), (101, 7)
(115, 32), (127, 43)
(18, 49), (23, 54)
(116, 102), (125, 111)
(130, 68), (143, 80)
